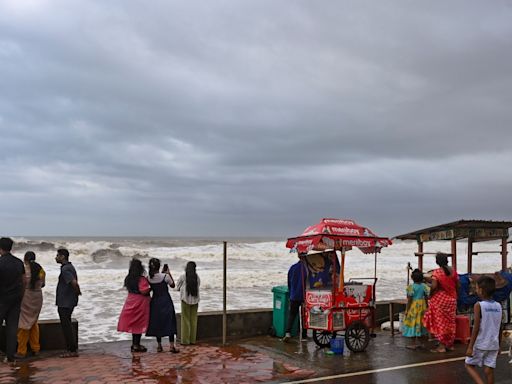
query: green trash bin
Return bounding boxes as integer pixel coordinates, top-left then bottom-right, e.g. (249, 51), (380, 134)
(271, 285), (299, 338)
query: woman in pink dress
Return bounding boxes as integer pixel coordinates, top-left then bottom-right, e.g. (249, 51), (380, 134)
(423, 253), (460, 353)
(117, 258), (151, 352)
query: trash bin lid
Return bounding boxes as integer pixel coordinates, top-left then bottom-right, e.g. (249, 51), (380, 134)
(271, 285), (289, 294)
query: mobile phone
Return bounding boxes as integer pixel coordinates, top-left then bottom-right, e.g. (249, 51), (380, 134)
(163, 264), (169, 272)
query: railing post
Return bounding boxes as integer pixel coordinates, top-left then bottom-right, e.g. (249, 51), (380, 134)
(223, 241), (227, 345)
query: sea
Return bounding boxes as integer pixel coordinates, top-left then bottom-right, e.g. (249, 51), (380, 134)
(10, 237), (506, 344)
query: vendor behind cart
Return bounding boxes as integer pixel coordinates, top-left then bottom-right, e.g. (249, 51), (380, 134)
(305, 251), (340, 289)
(283, 253), (308, 342)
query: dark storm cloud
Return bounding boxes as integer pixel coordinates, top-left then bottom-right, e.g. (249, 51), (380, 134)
(1, 0), (512, 237)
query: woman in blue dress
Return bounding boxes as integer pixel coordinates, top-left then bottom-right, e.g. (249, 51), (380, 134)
(146, 258), (179, 353)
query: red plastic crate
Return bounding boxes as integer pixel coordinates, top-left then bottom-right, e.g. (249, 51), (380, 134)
(455, 315), (471, 344)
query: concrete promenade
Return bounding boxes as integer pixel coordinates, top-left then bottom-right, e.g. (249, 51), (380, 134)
(0, 331), (510, 383)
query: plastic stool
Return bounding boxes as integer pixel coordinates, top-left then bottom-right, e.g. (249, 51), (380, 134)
(455, 315), (471, 344)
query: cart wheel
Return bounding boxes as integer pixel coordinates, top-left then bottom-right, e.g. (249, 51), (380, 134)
(345, 322), (370, 352)
(312, 330), (337, 348)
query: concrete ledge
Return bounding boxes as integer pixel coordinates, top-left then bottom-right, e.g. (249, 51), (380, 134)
(375, 300), (406, 324)
(176, 301), (406, 341)
(1, 319), (78, 352)
(1, 301), (406, 352)
(176, 308), (272, 341)
(38, 319), (78, 350)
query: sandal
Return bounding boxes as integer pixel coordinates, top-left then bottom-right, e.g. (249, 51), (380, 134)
(131, 345), (147, 353)
(60, 352), (79, 358)
(170, 346), (179, 354)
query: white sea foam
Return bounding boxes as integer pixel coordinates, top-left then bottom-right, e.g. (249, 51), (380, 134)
(11, 237), (509, 344)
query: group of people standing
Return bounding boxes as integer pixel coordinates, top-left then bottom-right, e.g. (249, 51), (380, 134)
(403, 252), (503, 384)
(117, 257), (200, 353)
(402, 252), (460, 352)
(0, 237), (201, 363)
(0, 238), (80, 363)
(283, 251), (503, 384)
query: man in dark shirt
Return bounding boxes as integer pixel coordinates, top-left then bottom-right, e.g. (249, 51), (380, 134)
(283, 253), (308, 342)
(0, 237), (25, 363)
(55, 248), (81, 358)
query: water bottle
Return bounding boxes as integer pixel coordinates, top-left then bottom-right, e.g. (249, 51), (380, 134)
(343, 337), (350, 357)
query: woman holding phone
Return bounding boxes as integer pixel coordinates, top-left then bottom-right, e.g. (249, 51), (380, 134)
(146, 258), (179, 353)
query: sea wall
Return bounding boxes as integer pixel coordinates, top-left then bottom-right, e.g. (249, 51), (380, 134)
(175, 301), (406, 340)
(177, 308), (274, 341)
(0, 301), (405, 351)
(0, 319), (79, 352)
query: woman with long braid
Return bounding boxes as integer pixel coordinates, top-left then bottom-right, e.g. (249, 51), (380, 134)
(175, 261), (200, 345)
(16, 251), (45, 358)
(423, 252), (460, 353)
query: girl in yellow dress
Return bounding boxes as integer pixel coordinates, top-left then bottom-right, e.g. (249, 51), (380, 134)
(402, 269), (430, 350)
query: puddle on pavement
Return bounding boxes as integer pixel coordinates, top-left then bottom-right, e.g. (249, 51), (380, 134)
(0, 344), (314, 383)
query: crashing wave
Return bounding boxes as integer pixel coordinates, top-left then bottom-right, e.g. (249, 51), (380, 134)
(90, 249), (150, 263)
(13, 241), (57, 252)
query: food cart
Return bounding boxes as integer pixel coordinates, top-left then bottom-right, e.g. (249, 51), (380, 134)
(286, 218), (392, 352)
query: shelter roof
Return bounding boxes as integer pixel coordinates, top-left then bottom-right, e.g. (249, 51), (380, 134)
(395, 219), (512, 242)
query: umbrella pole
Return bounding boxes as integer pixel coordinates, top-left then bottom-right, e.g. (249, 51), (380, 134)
(339, 251), (345, 293)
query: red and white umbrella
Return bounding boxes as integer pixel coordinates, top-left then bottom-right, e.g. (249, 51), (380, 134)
(286, 218), (392, 254)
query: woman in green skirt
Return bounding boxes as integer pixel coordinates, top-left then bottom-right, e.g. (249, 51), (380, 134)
(176, 261), (200, 345)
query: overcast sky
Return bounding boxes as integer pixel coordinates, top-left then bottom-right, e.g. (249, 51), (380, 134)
(1, 1), (511, 238)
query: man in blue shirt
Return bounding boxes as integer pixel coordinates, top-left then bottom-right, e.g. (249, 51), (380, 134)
(283, 253), (308, 342)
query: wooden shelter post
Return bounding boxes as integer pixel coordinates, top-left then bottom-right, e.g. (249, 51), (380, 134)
(467, 238), (473, 274)
(417, 241), (423, 271)
(502, 237), (508, 271)
(451, 238), (457, 271)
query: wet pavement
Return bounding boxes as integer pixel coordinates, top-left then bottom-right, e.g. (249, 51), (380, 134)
(247, 333), (512, 383)
(0, 332), (510, 383)
(0, 341), (315, 384)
